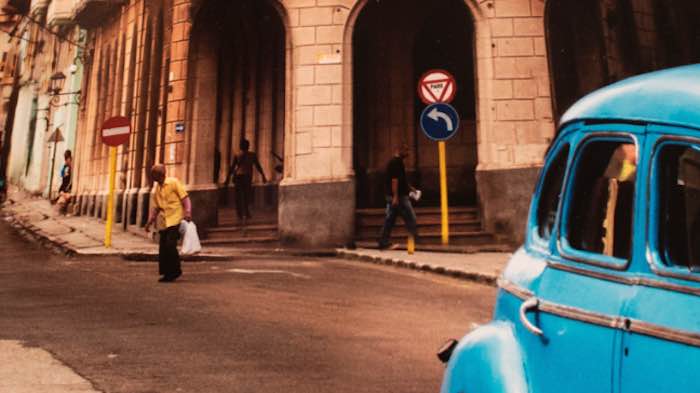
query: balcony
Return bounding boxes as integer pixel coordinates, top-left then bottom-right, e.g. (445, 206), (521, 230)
(72, 0), (124, 28)
(29, 0), (48, 17)
(47, 0), (73, 26)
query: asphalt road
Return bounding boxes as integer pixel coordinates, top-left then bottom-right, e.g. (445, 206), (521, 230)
(0, 221), (496, 393)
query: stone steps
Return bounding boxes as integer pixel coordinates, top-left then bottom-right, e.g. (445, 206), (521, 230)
(355, 205), (502, 247)
(204, 208), (279, 247)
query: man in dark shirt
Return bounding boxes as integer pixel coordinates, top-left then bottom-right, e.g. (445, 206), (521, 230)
(378, 144), (418, 249)
(228, 139), (267, 225)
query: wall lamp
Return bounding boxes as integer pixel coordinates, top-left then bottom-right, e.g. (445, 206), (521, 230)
(48, 71), (81, 106)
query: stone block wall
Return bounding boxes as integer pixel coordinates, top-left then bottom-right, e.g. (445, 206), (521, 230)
(66, 0), (559, 245)
(284, 0), (352, 183)
(480, 0), (553, 173)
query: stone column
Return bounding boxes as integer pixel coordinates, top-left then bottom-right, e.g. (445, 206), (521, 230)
(278, 0), (355, 246)
(475, 0), (555, 244)
(173, 0), (218, 229)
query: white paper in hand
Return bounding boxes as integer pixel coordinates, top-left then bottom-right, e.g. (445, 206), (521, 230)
(409, 189), (422, 202)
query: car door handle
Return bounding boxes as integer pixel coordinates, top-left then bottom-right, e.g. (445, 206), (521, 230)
(519, 297), (543, 336)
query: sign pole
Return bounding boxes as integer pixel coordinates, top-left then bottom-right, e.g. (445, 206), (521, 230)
(100, 116), (131, 248)
(438, 141), (449, 245)
(418, 69), (458, 248)
(48, 141), (57, 201)
(104, 147), (117, 248)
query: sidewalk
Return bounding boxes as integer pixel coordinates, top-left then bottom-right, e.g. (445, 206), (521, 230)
(0, 340), (101, 393)
(1, 187), (511, 284)
(337, 248), (510, 285)
(1, 188), (232, 261)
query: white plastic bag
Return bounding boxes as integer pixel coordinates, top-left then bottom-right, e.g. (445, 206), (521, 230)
(180, 220), (202, 255)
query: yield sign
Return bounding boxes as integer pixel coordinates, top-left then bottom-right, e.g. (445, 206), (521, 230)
(418, 69), (457, 105)
(101, 116), (131, 147)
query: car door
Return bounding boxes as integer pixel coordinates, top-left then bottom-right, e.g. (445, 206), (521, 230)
(515, 128), (642, 393)
(619, 127), (700, 392)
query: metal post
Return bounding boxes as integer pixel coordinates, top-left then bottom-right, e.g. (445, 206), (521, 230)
(438, 141), (449, 245)
(48, 141), (57, 201)
(104, 147), (117, 247)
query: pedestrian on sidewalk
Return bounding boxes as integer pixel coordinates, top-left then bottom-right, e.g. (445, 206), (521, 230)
(378, 143), (418, 250)
(55, 150), (73, 215)
(228, 138), (267, 225)
(144, 164), (192, 283)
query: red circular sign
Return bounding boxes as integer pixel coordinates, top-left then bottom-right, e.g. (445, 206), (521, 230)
(101, 116), (131, 147)
(418, 69), (457, 104)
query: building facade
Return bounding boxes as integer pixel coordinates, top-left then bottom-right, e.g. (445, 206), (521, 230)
(1, 0), (84, 198)
(2, 0), (699, 246)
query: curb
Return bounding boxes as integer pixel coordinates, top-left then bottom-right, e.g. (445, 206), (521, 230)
(4, 214), (76, 257)
(3, 212), (234, 262)
(231, 247), (339, 258)
(4, 206), (498, 285)
(121, 253), (234, 262)
(335, 249), (498, 287)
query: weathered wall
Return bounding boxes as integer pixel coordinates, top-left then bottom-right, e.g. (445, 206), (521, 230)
(73, 0), (172, 229)
(17, 0), (693, 247)
(65, 0), (554, 243)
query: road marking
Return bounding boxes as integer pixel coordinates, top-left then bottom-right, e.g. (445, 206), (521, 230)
(227, 268), (310, 279)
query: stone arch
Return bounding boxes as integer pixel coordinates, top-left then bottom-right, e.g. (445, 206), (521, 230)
(186, 0), (290, 227)
(342, 0), (492, 209)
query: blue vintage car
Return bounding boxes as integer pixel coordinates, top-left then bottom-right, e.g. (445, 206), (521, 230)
(439, 64), (700, 393)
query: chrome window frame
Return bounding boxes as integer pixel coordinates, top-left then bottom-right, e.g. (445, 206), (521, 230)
(557, 131), (640, 271)
(646, 134), (700, 284)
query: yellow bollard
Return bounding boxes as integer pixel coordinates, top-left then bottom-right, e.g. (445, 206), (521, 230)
(407, 235), (415, 255)
(438, 141), (450, 245)
(104, 147), (117, 248)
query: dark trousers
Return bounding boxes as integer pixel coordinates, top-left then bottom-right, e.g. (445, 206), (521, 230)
(234, 174), (253, 220)
(378, 196), (418, 247)
(159, 225), (181, 278)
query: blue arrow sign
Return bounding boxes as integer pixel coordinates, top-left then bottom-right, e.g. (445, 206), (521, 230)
(420, 103), (460, 141)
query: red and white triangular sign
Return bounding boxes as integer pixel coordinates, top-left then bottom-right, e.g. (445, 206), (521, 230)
(418, 69), (457, 104)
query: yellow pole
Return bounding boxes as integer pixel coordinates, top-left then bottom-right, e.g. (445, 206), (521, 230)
(407, 236), (415, 255)
(438, 141), (449, 245)
(104, 147), (117, 248)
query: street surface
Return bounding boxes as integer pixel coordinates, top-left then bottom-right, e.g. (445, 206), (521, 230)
(0, 221), (496, 393)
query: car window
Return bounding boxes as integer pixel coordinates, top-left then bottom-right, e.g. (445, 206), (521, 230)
(536, 144), (569, 242)
(567, 139), (637, 260)
(657, 143), (700, 270)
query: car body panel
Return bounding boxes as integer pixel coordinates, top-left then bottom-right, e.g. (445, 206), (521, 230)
(440, 64), (700, 393)
(440, 320), (528, 393)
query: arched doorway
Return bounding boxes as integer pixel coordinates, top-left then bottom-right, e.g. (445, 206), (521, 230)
(352, 0), (477, 210)
(547, 0), (700, 121)
(189, 0), (286, 232)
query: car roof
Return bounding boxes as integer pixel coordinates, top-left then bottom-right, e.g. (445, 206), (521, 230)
(559, 64), (700, 131)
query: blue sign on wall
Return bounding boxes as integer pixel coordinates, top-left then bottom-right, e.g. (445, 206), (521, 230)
(420, 103), (460, 141)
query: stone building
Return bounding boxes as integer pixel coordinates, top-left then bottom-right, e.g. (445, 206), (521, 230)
(0, 0), (85, 197)
(3, 0), (700, 247)
(0, 3), (22, 181)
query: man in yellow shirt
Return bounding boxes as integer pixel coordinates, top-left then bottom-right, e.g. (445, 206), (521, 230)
(144, 164), (192, 283)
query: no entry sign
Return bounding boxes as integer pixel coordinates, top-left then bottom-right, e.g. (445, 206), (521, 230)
(418, 69), (457, 105)
(101, 116), (131, 147)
